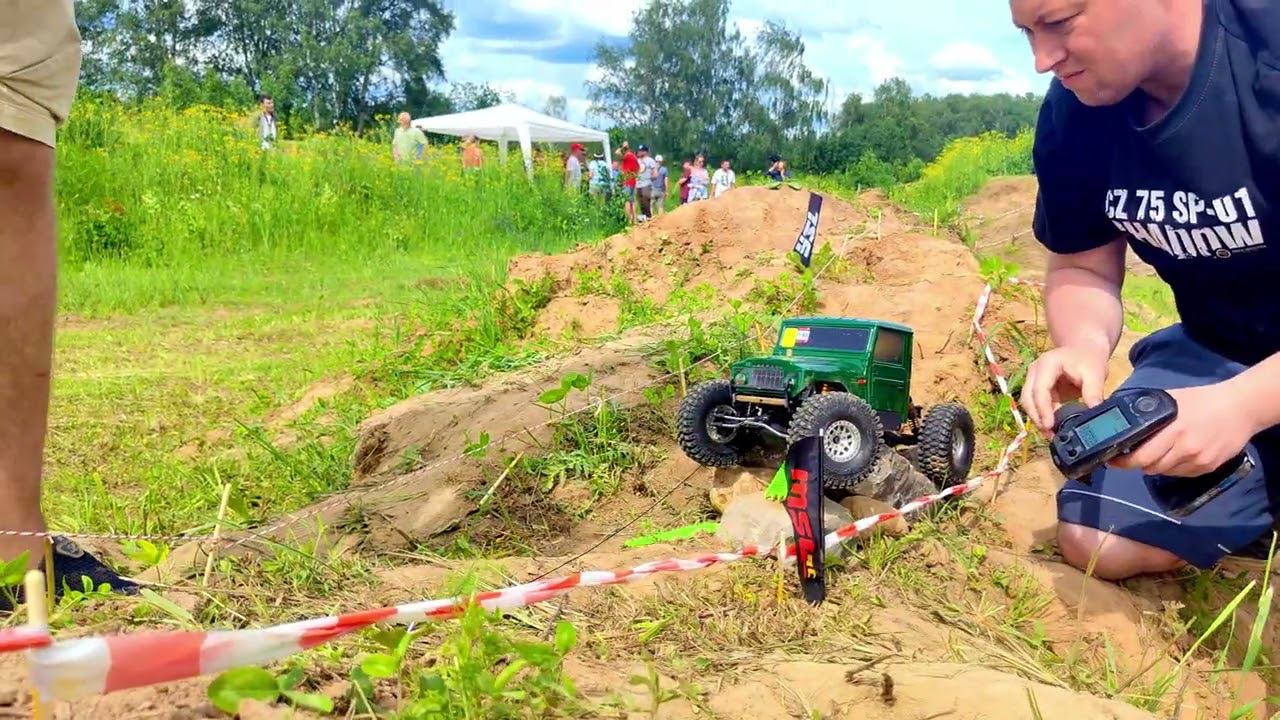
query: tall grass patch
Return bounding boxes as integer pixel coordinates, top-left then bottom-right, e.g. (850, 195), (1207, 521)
(54, 95), (624, 315)
(890, 130), (1033, 225)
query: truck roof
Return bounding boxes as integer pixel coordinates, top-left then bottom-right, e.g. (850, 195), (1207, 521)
(781, 315), (913, 334)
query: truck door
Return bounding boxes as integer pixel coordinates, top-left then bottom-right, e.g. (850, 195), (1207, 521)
(869, 328), (909, 429)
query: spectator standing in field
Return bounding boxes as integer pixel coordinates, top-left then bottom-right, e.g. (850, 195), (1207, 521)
(634, 144), (656, 220)
(687, 155), (710, 202)
(461, 134), (482, 170)
(619, 141), (640, 224)
(711, 159), (736, 198)
(678, 159), (692, 205)
(587, 151), (610, 197)
(391, 112), (427, 165)
(255, 94), (277, 150)
(651, 155), (669, 217)
(565, 142), (584, 190)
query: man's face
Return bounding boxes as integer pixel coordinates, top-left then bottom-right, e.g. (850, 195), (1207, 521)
(1010, 0), (1164, 106)
(262, 98), (274, 113)
(721, 161), (730, 170)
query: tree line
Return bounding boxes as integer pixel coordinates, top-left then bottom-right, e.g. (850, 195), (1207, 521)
(72, 0), (1042, 181)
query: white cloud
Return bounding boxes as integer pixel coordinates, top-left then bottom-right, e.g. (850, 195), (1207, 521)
(735, 18), (764, 44)
(845, 35), (905, 87)
(930, 41), (1001, 76)
(490, 78), (567, 103)
(508, 0), (642, 37)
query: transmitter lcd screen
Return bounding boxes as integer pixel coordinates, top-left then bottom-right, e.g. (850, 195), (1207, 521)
(1074, 406), (1132, 450)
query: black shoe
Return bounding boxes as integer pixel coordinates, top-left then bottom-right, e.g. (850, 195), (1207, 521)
(47, 536), (142, 596)
(0, 536), (141, 612)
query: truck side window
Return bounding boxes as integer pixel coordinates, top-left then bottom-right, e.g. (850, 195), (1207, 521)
(873, 330), (904, 364)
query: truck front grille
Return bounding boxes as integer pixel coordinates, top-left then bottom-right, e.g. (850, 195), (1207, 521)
(748, 367), (785, 391)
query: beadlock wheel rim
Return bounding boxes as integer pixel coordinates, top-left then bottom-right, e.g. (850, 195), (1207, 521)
(706, 405), (737, 443)
(825, 420), (861, 463)
(952, 426), (969, 467)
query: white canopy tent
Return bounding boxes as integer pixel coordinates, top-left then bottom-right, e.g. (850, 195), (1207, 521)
(411, 103), (611, 177)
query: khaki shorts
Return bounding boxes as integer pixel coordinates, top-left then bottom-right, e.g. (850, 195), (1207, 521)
(0, 0), (81, 148)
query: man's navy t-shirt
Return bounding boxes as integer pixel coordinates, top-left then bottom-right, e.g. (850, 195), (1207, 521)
(1032, 0), (1280, 367)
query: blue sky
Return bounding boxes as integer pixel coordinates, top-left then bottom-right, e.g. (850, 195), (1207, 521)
(435, 0), (1050, 126)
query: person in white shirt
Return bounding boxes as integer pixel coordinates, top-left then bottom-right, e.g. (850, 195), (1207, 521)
(711, 159), (736, 198)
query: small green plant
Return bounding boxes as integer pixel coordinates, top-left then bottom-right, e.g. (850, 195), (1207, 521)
(120, 539), (170, 569)
(977, 254), (1020, 289)
(207, 664), (334, 715)
(536, 371), (592, 413)
(464, 431), (492, 459)
(354, 604), (582, 719)
(0, 551), (29, 608)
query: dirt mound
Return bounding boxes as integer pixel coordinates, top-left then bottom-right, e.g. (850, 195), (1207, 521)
(962, 175), (1154, 277)
(507, 184), (988, 408)
(507, 186), (880, 336)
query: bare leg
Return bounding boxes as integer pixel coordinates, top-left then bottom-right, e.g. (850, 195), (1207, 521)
(0, 128), (57, 568)
(1057, 522), (1185, 580)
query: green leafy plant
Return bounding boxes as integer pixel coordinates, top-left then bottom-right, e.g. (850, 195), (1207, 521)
(355, 604), (582, 719)
(207, 665), (334, 715)
(120, 539), (170, 569)
(536, 371), (592, 412)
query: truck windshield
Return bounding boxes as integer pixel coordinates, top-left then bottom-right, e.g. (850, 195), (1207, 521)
(779, 325), (871, 352)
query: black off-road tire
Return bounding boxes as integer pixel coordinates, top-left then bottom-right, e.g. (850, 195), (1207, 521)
(788, 392), (884, 490)
(676, 379), (754, 467)
(917, 403), (976, 488)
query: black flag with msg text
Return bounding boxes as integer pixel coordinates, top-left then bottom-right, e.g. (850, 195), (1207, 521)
(784, 432), (825, 605)
(791, 192), (823, 267)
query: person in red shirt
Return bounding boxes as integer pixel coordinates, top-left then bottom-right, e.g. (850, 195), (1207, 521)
(619, 141), (640, 224)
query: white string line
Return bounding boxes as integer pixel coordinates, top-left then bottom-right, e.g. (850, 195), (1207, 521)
(3, 194), (859, 547)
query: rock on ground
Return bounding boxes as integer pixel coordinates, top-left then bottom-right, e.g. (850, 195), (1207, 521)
(715, 491), (854, 554)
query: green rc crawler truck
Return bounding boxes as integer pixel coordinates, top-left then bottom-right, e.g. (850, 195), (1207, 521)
(676, 316), (976, 491)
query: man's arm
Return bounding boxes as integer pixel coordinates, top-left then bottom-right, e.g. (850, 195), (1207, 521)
(1042, 235), (1128, 359)
(1229, 354), (1280, 435)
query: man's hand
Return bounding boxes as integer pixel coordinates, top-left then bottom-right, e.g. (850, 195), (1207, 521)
(1020, 342), (1111, 437)
(1109, 383), (1255, 477)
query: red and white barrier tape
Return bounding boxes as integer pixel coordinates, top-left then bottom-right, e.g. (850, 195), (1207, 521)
(0, 279), (1031, 703)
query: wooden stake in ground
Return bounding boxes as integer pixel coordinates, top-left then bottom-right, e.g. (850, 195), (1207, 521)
(202, 482), (235, 587)
(24, 568), (49, 720)
(479, 452), (524, 510)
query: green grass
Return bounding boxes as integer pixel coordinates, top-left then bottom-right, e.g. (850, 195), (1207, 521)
(55, 95), (622, 316)
(1122, 274), (1178, 333)
(890, 129), (1033, 226)
(40, 95), (627, 538)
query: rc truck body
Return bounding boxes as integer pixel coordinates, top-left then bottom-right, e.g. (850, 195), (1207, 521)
(677, 316), (976, 491)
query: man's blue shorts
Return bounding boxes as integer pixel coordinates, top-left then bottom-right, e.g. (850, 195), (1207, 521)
(1057, 324), (1280, 568)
